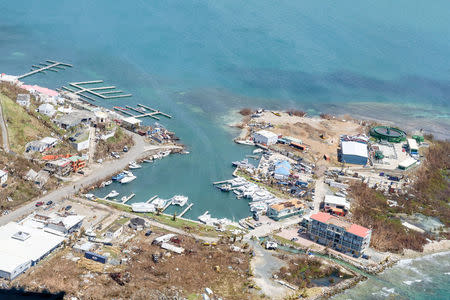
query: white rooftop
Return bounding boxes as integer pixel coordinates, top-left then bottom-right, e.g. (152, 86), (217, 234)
(341, 141), (368, 158)
(40, 137), (58, 145)
(399, 157), (417, 169)
(324, 195), (350, 209)
(254, 130), (278, 139)
(407, 138), (418, 150)
(0, 222), (65, 273)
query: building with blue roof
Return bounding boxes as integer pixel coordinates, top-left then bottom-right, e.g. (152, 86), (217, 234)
(273, 160), (291, 180)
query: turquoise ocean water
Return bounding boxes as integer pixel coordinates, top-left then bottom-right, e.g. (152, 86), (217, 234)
(1, 1), (449, 298)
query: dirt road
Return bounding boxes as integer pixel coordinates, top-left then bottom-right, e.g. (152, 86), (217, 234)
(0, 97), (10, 152)
(0, 133), (180, 226)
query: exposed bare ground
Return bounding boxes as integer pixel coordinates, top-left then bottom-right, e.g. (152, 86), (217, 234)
(15, 231), (262, 300)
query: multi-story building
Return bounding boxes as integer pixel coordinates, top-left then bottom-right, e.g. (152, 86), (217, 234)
(308, 212), (371, 257)
(267, 199), (304, 221)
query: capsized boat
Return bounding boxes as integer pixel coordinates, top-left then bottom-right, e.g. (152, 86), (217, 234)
(106, 190), (119, 198)
(170, 195), (188, 206)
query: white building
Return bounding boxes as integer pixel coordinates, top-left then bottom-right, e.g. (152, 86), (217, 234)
(340, 141), (368, 165)
(38, 103), (55, 117)
(252, 130), (278, 145)
(105, 222), (123, 239)
(407, 138), (418, 154)
(0, 170), (7, 185)
(16, 94), (31, 108)
(0, 222), (65, 280)
(399, 157), (417, 170)
(122, 117), (142, 130)
(323, 195), (350, 211)
(131, 202), (156, 213)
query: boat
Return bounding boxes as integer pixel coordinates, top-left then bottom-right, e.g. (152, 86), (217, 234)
(104, 180), (112, 186)
(170, 195), (188, 206)
(112, 172), (126, 181)
(152, 197), (167, 209)
(152, 153), (162, 160)
(253, 148), (263, 154)
(143, 159), (153, 163)
(106, 190), (119, 198)
(129, 161), (142, 169)
(218, 184), (232, 192)
(120, 173), (137, 184)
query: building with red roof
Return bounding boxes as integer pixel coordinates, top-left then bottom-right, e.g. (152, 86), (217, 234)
(308, 212), (371, 257)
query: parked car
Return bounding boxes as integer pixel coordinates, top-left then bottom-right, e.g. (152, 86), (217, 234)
(46, 200), (53, 205)
(65, 205), (72, 211)
(123, 146), (128, 152)
(35, 201), (44, 207)
(145, 230), (153, 236)
(78, 170), (85, 175)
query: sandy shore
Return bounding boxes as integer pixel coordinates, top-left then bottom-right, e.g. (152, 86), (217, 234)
(400, 239), (450, 259)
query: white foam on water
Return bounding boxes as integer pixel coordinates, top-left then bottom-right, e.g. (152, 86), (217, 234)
(403, 280), (413, 285)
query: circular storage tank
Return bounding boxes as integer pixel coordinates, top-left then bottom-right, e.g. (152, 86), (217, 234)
(370, 126), (406, 143)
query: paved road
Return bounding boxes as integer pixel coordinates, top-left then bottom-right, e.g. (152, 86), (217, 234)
(0, 96), (10, 152)
(74, 197), (218, 243)
(0, 133), (180, 226)
(312, 176), (326, 213)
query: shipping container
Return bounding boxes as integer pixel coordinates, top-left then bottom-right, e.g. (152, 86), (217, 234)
(85, 251), (107, 264)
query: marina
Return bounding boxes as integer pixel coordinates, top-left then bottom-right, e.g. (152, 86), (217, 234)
(113, 103), (172, 121)
(17, 60), (73, 80)
(121, 193), (136, 204)
(61, 80), (132, 101)
(179, 203), (194, 218)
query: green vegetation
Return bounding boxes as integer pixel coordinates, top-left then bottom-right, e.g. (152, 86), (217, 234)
(0, 93), (52, 153)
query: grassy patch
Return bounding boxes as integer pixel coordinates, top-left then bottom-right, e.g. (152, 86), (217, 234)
(0, 93), (54, 153)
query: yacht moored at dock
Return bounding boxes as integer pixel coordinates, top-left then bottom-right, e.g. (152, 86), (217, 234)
(105, 190), (119, 199)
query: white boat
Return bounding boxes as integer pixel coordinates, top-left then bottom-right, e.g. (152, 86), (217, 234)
(120, 174), (136, 184)
(104, 180), (112, 186)
(152, 153), (162, 160)
(129, 161), (142, 169)
(171, 195), (188, 206)
(143, 159), (153, 163)
(85, 193), (95, 200)
(253, 148), (263, 154)
(106, 190), (119, 198)
(235, 140), (255, 146)
(152, 197), (167, 209)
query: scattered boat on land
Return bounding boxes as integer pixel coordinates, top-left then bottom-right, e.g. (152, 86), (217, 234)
(170, 195), (188, 206)
(106, 190), (119, 198)
(129, 161), (142, 169)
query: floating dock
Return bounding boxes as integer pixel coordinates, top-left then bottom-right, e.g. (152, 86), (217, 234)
(213, 180), (229, 185)
(179, 203), (194, 217)
(114, 104), (172, 121)
(61, 80), (132, 101)
(145, 195), (158, 204)
(17, 60), (73, 80)
(121, 193), (136, 204)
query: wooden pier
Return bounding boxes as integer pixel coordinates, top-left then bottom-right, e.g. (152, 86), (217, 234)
(179, 203), (194, 218)
(113, 104), (172, 121)
(17, 60), (73, 80)
(61, 80), (132, 101)
(121, 193), (136, 204)
(145, 195), (158, 204)
(161, 202), (172, 212)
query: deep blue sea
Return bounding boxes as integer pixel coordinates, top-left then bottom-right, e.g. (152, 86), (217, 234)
(1, 1), (449, 298)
